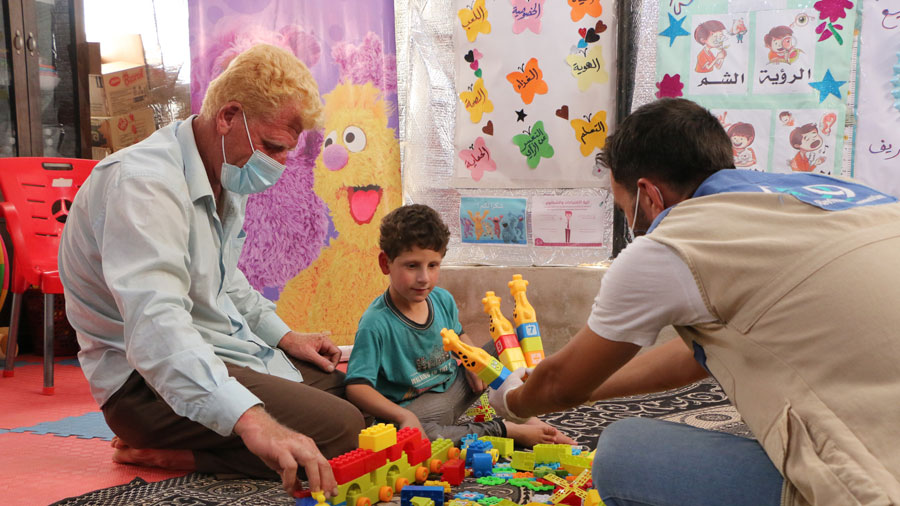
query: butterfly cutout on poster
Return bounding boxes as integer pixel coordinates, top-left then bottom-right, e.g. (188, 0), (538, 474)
(566, 44), (609, 91)
(459, 137), (497, 182)
(570, 110), (608, 156)
(511, 0), (545, 35)
(459, 78), (495, 123)
(513, 121), (555, 169)
(506, 58), (549, 105)
(459, 0), (492, 42)
(568, 0), (603, 22)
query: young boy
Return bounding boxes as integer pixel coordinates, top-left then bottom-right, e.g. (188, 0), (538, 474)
(345, 204), (573, 446)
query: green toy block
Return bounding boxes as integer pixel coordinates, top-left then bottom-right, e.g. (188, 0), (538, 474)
(511, 451), (535, 471)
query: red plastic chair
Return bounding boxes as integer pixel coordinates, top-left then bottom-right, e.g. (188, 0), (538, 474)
(0, 157), (97, 394)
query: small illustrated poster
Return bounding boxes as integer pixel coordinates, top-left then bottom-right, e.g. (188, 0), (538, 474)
(852, 0), (900, 197)
(459, 197), (528, 245)
(532, 196), (604, 247)
(453, 0), (617, 188)
(656, 0), (857, 175)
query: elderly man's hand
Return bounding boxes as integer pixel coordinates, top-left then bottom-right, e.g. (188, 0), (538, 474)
(279, 331), (341, 373)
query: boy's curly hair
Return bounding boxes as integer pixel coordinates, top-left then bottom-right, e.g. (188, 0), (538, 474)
(380, 204), (450, 261)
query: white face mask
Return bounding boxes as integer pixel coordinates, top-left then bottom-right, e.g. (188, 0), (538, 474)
(220, 110), (286, 195)
(625, 185), (665, 243)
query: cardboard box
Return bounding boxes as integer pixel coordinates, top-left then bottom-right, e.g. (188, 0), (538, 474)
(91, 107), (156, 152)
(89, 63), (150, 117)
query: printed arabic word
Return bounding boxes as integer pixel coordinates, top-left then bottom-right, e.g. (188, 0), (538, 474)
(511, 0), (545, 34)
(506, 58), (548, 105)
(513, 121), (554, 169)
(459, 0), (492, 42)
(698, 73), (745, 87)
(868, 140), (900, 160)
(459, 137), (498, 181)
(566, 44), (608, 91)
(459, 78), (494, 123)
(758, 67), (811, 86)
(570, 111), (608, 157)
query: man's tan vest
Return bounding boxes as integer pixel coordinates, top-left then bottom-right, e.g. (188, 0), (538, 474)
(648, 192), (900, 505)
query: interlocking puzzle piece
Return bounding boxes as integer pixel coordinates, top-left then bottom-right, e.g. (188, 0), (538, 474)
(492, 465), (514, 479)
(360, 423), (397, 452)
(454, 491), (486, 502)
(483, 291), (528, 371)
(479, 436), (513, 459)
(460, 433), (479, 449)
(401, 486), (445, 506)
(476, 497), (503, 506)
(476, 476), (507, 486)
(472, 452), (493, 478)
(511, 450), (535, 471)
(441, 328), (510, 389)
(440, 458), (466, 486)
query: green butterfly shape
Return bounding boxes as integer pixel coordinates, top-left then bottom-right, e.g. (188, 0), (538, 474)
(512, 120), (554, 169)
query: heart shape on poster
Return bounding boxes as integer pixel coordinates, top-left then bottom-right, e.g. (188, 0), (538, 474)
(578, 27), (587, 38)
(474, 68), (483, 78)
(482, 120), (494, 135)
(555, 105), (569, 120)
(585, 28), (600, 43)
(596, 20), (608, 33)
(464, 50), (475, 63)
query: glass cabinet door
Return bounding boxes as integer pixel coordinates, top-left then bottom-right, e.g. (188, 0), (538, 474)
(30, 0), (79, 157)
(1, 2), (21, 157)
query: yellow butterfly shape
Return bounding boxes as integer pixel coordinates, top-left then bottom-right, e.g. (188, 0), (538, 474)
(459, 78), (494, 124)
(565, 44), (609, 91)
(458, 0), (492, 42)
(570, 110), (608, 157)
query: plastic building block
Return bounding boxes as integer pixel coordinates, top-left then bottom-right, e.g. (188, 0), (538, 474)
(428, 438), (455, 472)
(411, 498), (435, 506)
(460, 433), (479, 449)
(476, 476), (507, 485)
(329, 448), (376, 484)
(407, 437), (433, 466)
(492, 465), (514, 479)
(464, 440), (493, 467)
(440, 458), (465, 486)
(511, 450), (535, 471)
(448, 501), (480, 506)
(476, 497), (503, 506)
(479, 436), (513, 459)
(544, 469), (591, 505)
(401, 486), (445, 506)
(494, 500), (518, 506)
(454, 491), (485, 501)
(423, 480), (452, 495)
(509, 274), (545, 367)
(472, 452), (493, 478)
(534, 444), (572, 465)
(441, 328), (511, 389)
(560, 454), (592, 476)
(360, 423), (398, 452)
(482, 291), (528, 371)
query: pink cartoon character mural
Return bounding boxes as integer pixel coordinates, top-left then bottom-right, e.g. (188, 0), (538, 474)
(694, 20), (728, 73)
(765, 26), (800, 64)
(789, 123), (825, 172)
(727, 122), (757, 168)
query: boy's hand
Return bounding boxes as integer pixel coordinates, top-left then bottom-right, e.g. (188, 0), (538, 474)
(398, 410), (426, 435)
(464, 368), (487, 393)
(279, 331), (340, 372)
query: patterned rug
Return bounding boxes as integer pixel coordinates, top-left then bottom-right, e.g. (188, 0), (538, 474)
(51, 378), (749, 506)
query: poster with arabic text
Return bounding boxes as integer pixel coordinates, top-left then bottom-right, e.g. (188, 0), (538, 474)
(656, 0), (857, 176)
(453, 0), (617, 188)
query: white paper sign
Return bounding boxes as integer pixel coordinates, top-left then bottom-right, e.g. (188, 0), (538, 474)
(532, 196), (605, 247)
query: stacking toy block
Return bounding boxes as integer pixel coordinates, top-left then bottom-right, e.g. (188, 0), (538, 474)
(482, 291), (528, 371)
(464, 440), (493, 467)
(411, 498), (435, 506)
(534, 444), (572, 465)
(509, 274), (545, 367)
(479, 436), (513, 459)
(360, 423), (397, 452)
(441, 328), (511, 389)
(511, 450), (535, 471)
(560, 454), (593, 476)
(329, 448), (378, 484)
(401, 486), (446, 506)
(585, 489), (605, 506)
(440, 458), (466, 486)
(472, 453), (494, 478)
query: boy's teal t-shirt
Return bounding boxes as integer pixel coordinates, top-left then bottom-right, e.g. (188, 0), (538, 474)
(345, 286), (464, 405)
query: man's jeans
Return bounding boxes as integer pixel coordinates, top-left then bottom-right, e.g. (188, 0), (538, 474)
(592, 418), (784, 506)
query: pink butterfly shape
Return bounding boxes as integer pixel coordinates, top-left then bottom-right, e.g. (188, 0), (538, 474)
(459, 137), (497, 181)
(510, 0), (545, 35)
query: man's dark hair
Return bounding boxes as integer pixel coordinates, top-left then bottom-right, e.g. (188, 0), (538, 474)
(379, 204), (450, 260)
(790, 123), (818, 149)
(600, 98), (734, 195)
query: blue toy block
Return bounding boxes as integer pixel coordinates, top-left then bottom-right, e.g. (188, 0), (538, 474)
(464, 440), (493, 466)
(460, 433), (479, 449)
(487, 368), (510, 390)
(401, 486), (446, 506)
(472, 453), (493, 478)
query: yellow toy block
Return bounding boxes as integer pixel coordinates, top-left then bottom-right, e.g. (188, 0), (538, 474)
(482, 291), (528, 371)
(511, 450), (535, 471)
(509, 274), (545, 367)
(359, 423), (398, 452)
(424, 480), (451, 495)
(441, 328), (511, 389)
(411, 498), (435, 506)
(560, 453), (593, 476)
(585, 489), (606, 506)
(448, 501), (480, 506)
(479, 436), (514, 459)
(533, 444), (572, 464)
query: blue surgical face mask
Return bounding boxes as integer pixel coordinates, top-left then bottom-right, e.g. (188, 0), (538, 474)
(220, 110), (286, 195)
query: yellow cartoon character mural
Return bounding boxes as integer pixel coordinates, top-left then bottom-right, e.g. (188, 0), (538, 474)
(277, 82), (401, 344)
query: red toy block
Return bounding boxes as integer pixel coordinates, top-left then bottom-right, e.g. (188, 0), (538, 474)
(329, 448), (373, 484)
(365, 449), (388, 473)
(439, 458), (465, 486)
(559, 492), (582, 506)
(406, 438), (432, 466)
(397, 426), (423, 447)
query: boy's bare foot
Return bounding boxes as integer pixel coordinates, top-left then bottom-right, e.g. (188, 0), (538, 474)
(523, 417), (577, 445)
(110, 436), (196, 471)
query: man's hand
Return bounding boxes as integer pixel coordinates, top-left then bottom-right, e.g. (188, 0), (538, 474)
(397, 409), (426, 435)
(464, 368), (487, 394)
(279, 331), (341, 372)
(234, 406), (337, 496)
(487, 368), (531, 424)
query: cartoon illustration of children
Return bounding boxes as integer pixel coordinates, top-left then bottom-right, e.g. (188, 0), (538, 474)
(765, 26), (800, 64)
(694, 20), (728, 73)
(731, 18), (748, 43)
(789, 123), (825, 172)
(727, 122), (757, 168)
(779, 111), (795, 127)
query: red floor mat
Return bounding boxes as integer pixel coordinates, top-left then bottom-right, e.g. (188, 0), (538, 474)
(0, 363), (99, 428)
(0, 432), (187, 506)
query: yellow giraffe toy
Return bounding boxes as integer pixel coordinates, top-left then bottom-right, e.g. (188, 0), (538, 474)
(509, 274), (544, 367)
(482, 291), (527, 371)
(440, 328), (510, 389)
